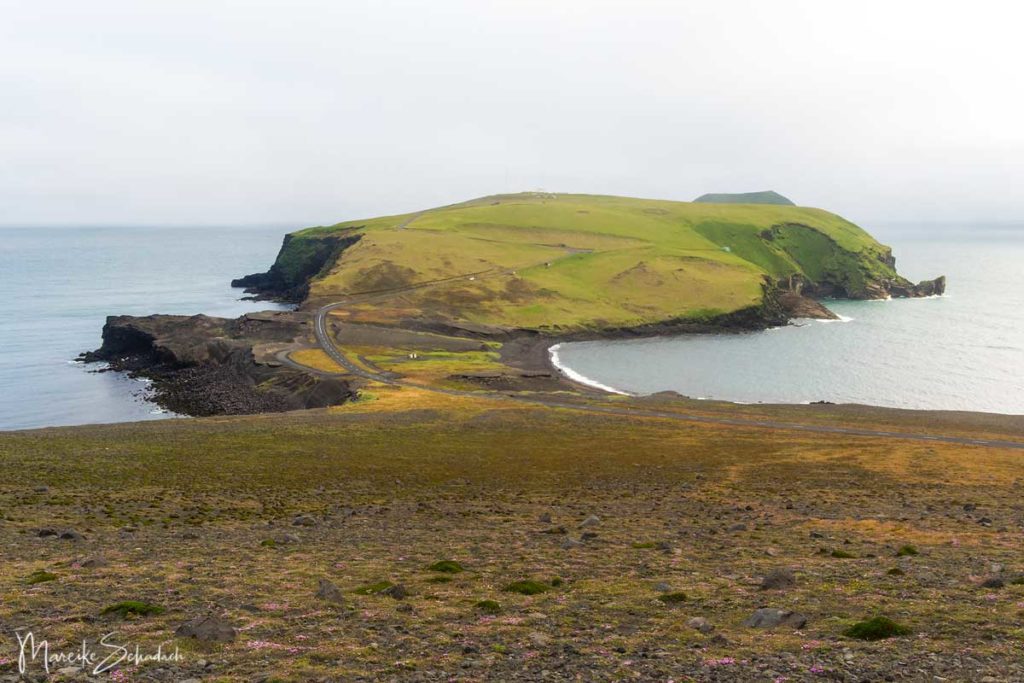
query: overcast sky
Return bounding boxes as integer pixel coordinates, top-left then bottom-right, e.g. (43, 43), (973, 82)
(2, 0), (1022, 227)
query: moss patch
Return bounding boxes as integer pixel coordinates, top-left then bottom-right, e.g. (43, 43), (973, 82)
(100, 601), (165, 617)
(843, 616), (911, 640)
(25, 569), (58, 585)
(503, 580), (551, 596)
(426, 560), (465, 574)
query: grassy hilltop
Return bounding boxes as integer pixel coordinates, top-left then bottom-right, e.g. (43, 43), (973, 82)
(242, 193), (903, 330)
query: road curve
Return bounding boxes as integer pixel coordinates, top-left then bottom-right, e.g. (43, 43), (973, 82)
(309, 305), (1024, 451)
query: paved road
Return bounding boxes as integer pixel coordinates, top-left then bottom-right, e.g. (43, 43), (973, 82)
(308, 303), (1024, 451)
(301, 250), (1024, 452)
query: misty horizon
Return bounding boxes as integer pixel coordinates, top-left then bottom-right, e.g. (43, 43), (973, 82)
(3, 1), (1024, 227)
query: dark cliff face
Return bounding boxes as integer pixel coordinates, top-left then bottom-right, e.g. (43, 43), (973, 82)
(232, 233), (362, 303)
(81, 312), (355, 417)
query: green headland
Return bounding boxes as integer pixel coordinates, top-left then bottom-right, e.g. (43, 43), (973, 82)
(235, 192), (940, 333)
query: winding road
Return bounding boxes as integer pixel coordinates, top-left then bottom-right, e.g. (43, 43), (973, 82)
(290, 266), (1024, 454)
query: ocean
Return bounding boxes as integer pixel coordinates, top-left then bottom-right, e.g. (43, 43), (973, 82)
(552, 225), (1024, 415)
(1, 224), (1022, 431)
(0, 226), (292, 430)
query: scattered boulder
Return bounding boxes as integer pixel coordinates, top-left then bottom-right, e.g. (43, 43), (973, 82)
(315, 578), (345, 603)
(528, 631), (552, 647)
(579, 515), (601, 529)
(37, 528), (58, 538)
(727, 523), (747, 532)
(743, 608), (808, 629)
(653, 582), (672, 593)
(561, 538), (584, 550)
(538, 512), (552, 524)
(79, 556), (108, 568)
(59, 530), (85, 541)
(980, 576), (1005, 589)
(760, 568), (796, 590)
(175, 615), (237, 643)
(686, 617), (714, 634)
(382, 583), (408, 600)
(292, 515), (317, 527)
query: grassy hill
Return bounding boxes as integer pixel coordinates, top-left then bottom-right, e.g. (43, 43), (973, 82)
(241, 193), (904, 331)
(694, 190), (795, 205)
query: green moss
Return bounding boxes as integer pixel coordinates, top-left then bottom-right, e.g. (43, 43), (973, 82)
(426, 575), (453, 584)
(550, 577), (564, 587)
(426, 560), (464, 574)
(831, 549), (856, 559)
(25, 569), (58, 585)
(475, 599), (502, 614)
(631, 541), (657, 549)
(503, 580), (551, 595)
(656, 591), (687, 604)
(843, 616), (911, 640)
(259, 538), (277, 547)
(100, 601), (165, 617)
(352, 580), (395, 595)
(895, 545), (919, 557)
(887, 567), (905, 576)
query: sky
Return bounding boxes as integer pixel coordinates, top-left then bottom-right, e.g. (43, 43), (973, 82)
(2, 0), (1023, 227)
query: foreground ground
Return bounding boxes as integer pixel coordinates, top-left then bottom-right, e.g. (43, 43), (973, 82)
(2, 389), (1024, 682)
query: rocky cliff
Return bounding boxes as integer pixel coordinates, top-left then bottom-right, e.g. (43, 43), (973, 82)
(81, 312), (355, 416)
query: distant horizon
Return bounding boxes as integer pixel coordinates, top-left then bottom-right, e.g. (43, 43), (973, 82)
(4, 2), (1024, 226)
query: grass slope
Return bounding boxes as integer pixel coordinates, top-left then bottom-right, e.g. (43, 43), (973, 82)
(275, 193), (899, 330)
(2, 393), (1023, 680)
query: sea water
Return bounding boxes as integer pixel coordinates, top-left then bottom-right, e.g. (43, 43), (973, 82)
(2, 224), (1022, 429)
(0, 226), (292, 430)
(551, 225), (1024, 415)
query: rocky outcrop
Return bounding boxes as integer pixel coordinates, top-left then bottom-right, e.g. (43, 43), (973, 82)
(80, 312), (355, 417)
(232, 232), (361, 303)
(781, 272), (945, 303)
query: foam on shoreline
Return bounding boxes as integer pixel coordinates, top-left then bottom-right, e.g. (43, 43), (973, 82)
(548, 343), (632, 396)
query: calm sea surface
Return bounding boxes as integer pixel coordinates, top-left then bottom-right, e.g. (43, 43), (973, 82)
(553, 225), (1024, 415)
(2, 224), (1022, 430)
(0, 226), (291, 430)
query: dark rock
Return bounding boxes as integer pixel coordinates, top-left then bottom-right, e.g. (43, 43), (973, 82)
(980, 576), (1005, 589)
(59, 530), (85, 541)
(37, 528), (58, 538)
(382, 583), (408, 600)
(538, 512), (553, 524)
(686, 617), (714, 634)
(174, 615), (237, 643)
(79, 556), (108, 568)
(315, 578), (345, 603)
(727, 523), (747, 532)
(743, 608), (808, 629)
(292, 515), (317, 527)
(760, 568), (797, 590)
